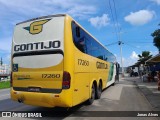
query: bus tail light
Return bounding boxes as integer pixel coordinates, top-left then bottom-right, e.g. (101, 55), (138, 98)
(10, 72), (13, 87)
(62, 71), (71, 89)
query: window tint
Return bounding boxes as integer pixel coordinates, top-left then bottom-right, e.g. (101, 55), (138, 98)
(72, 21), (116, 63)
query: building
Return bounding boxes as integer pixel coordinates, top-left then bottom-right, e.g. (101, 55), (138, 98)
(0, 64), (11, 74)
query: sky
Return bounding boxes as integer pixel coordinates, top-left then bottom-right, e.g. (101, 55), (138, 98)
(0, 0), (160, 67)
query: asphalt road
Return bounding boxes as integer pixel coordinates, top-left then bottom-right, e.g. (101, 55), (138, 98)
(0, 77), (159, 120)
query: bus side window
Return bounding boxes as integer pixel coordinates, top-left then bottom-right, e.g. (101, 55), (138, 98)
(76, 26), (80, 38)
(104, 55), (108, 61)
(76, 37), (87, 53)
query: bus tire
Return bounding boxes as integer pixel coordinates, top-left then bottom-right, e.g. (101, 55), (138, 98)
(95, 82), (102, 99)
(86, 84), (95, 105)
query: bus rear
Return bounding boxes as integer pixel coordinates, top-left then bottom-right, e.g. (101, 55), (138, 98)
(10, 15), (72, 107)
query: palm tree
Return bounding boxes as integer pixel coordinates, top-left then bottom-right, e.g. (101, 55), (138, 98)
(138, 51), (152, 59)
(138, 51), (152, 64)
(137, 51), (152, 77)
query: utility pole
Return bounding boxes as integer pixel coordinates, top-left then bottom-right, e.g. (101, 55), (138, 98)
(0, 57), (2, 74)
(0, 57), (2, 66)
(118, 41), (124, 77)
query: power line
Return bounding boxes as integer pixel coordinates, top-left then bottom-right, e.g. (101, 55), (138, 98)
(105, 41), (152, 47)
(106, 41), (144, 50)
(122, 39), (153, 43)
(105, 41), (118, 46)
(106, 41), (151, 51)
(112, 0), (121, 34)
(124, 43), (144, 50)
(133, 42), (152, 44)
(108, 0), (119, 41)
(124, 43), (139, 48)
(108, 0), (124, 77)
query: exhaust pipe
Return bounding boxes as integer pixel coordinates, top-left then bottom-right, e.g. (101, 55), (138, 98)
(18, 99), (23, 103)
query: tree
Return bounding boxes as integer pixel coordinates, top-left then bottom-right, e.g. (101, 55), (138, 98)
(151, 24), (160, 52)
(138, 51), (152, 64)
(138, 51), (152, 59)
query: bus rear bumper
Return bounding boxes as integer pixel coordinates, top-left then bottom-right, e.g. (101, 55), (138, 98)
(10, 88), (72, 108)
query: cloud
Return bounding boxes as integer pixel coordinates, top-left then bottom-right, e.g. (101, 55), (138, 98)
(130, 51), (138, 60)
(124, 10), (155, 25)
(0, 0), (98, 64)
(116, 57), (130, 67)
(43, 0), (97, 19)
(123, 58), (137, 67)
(116, 51), (139, 67)
(0, 0), (97, 19)
(150, 0), (160, 5)
(89, 14), (110, 28)
(0, 0), (97, 39)
(126, 51), (138, 66)
(150, 50), (158, 56)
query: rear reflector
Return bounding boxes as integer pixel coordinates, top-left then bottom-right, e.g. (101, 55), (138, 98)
(62, 71), (71, 89)
(54, 95), (59, 97)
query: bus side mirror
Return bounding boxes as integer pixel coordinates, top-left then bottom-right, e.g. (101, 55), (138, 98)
(76, 26), (80, 38)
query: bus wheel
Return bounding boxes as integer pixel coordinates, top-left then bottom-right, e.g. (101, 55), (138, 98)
(96, 82), (102, 99)
(86, 84), (95, 105)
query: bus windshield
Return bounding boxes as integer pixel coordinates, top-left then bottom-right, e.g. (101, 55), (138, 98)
(12, 16), (64, 68)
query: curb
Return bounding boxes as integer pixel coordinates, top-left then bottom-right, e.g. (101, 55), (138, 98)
(134, 81), (160, 111)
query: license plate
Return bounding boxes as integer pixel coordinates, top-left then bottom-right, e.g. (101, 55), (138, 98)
(28, 87), (40, 92)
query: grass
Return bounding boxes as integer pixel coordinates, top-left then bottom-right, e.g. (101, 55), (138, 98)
(0, 80), (10, 89)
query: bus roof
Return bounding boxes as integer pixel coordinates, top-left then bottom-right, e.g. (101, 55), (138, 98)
(16, 14), (66, 25)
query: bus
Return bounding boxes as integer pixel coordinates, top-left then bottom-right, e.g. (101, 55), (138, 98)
(11, 14), (117, 108)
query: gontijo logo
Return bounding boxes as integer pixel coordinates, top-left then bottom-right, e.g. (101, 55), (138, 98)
(24, 19), (51, 34)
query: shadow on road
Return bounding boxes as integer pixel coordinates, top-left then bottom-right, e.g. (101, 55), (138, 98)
(27, 103), (85, 118)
